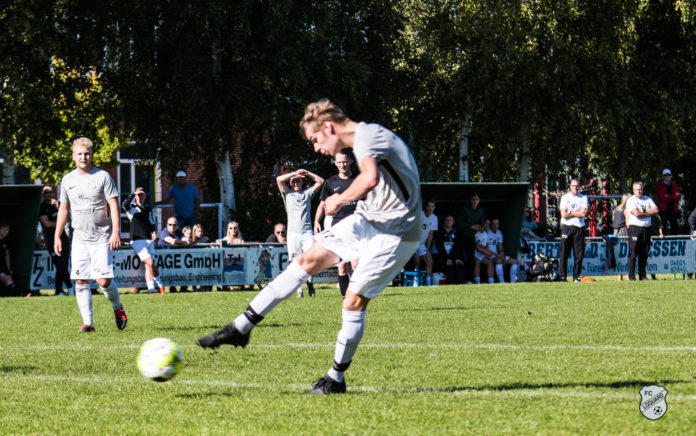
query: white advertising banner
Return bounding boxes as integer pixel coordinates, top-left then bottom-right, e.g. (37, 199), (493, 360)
(523, 239), (696, 277)
(30, 246), (338, 290)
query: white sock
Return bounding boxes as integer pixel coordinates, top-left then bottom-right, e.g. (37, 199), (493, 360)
(510, 264), (519, 283)
(329, 310), (366, 382)
(153, 276), (163, 288)
(75, 283), (93, 326)
(495, 264), (505, 283)
(146, 280), (155, 292)
(100, 281), (122, 310)
(249, 261), (310, 318)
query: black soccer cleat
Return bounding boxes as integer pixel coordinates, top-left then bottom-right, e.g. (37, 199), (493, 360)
(196, 323), (250, 349)
(308, 375), (347, 395)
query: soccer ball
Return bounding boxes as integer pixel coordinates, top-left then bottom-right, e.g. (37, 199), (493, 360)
(137, 338), (184, 382)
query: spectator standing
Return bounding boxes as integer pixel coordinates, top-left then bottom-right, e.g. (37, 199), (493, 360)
(613, 193), (631, 282)
(122, 187), (165, 294)
(689, 206), (696, 238)
(457, 193), (485, 282)
(0, 221), (17, 296)
(613, 194), (631, 237)
(433, 214), (466, 284)
(265, 223), (287, 243)
(656, 169), (681, 234)
(38, 185), (73, 296)
(625, 181), (659, 281)
(486, 218), (519, 283)
(277, 168), (324, 297)
(314, 151), (358, 297)
(411, 200), (437, 286)
(559, 179), (588, 283)
(157, 170), (201, 228)
(54, 137), (127, 332)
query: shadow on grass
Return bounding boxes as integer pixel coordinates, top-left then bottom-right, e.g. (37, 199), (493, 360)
(394, 306), (485, 312)
(424, 379), (692, 393)
(0, 365), (37, 373)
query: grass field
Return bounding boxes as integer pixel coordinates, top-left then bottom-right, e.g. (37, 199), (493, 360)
(2, 280), (696, 435)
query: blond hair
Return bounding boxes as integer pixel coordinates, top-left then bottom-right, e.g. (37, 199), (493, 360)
(616, 193), (631, 211)
(72, 137), (93, 152)
(192, 224), (204, 243)
(299, 99), (348, 139)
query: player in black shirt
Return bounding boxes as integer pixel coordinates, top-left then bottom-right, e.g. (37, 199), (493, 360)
(122, 187), (165, 294)
(38, 186), (72, 296)
(314, 151), (358, 297)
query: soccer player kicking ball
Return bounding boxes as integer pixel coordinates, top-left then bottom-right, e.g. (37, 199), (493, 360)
(197, 99), (422, 394)
(55, 137), (127, 333)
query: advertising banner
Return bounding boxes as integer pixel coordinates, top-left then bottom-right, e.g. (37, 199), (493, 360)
(30, 246), (338, 290)
(523, 239), (696, 277)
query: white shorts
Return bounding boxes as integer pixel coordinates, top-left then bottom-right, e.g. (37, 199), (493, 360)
(286, 231), (315, 261)
(314, 214), (419, 299)
(474, 249), (489, 262)
(131, 239), (156, 261)
(71, 240), (114, 280)
(416, 244), (429, 257)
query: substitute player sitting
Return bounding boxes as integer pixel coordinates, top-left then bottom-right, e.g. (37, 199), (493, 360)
(197, 99), (422, 395)
(123, 187), (165, 294)
(55, 137), (127, 332)
(473, 223), (495, 284)
(486, 218), (519, 283)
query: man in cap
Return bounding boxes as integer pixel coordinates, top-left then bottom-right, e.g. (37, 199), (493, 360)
(157, 170), (201, 228)
(656, 168), (681, 234)
(276, 168), (323, 297)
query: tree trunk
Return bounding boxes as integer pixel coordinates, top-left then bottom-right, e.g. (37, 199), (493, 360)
(459, 112), (471, 182)
(2, 138), (15, 185)
(215, 149), (235, 224)
(517, 124), (530, 182)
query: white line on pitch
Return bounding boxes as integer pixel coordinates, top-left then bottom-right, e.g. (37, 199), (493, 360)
(3, 343), (696, 352)
(3, 374), (696, 401)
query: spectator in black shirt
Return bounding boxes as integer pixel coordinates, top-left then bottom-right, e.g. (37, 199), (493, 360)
(265, 223), (287, 243)
(38, 185), (72, 296)
(433, 215), (466, 284)
(123, 187), (165, 294)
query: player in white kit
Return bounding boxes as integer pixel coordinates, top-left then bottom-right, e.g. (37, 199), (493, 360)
(197, 99), (422, 394)
(55, 137), (127, 332)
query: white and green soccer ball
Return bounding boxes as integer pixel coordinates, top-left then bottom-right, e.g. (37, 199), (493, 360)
(137, 338), (184, 382)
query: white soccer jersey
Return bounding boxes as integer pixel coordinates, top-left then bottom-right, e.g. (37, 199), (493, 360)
(560, 193), (588, 227)
(486, 229), (503, 253)
(59, 166), (119, 244)
(626, 195), (657, 227)
(352, 122), (422, 241)
(419, 212), (438, 245)
(282, 187), (315, 234)
(474, 230), (489, 260)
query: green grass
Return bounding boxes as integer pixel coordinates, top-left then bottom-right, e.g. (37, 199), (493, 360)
(2, 281), (696, 435)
